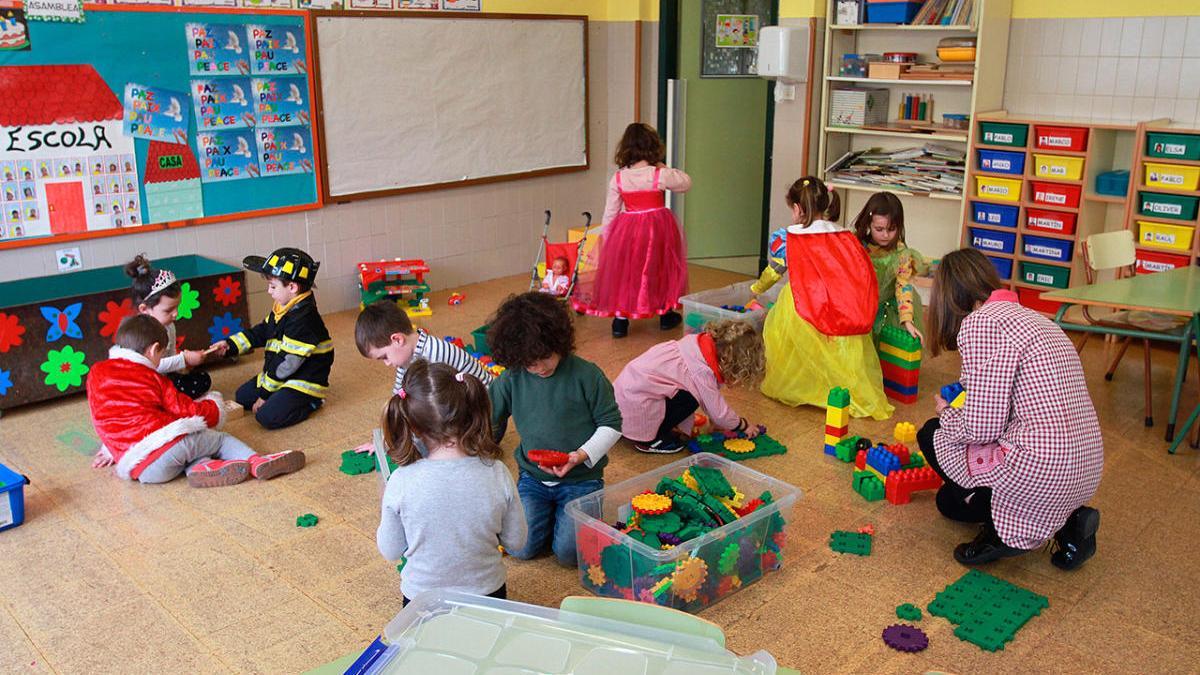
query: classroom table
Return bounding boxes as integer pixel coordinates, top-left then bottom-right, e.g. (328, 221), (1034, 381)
(1042, 266), (1200, 453)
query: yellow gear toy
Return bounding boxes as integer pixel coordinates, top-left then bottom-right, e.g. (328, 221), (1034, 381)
(723, 438), (756, 454)
(631, 492), (672, 516)
(671, 557), (709, 603)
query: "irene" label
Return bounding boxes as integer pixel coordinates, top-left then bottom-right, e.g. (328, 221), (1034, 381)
(1036, 190), (1066, 205)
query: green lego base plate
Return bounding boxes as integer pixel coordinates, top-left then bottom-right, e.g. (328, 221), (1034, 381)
(829, 530), (872, 556)
(927, 569), (1049, 652)
(688, 432), (788, 461)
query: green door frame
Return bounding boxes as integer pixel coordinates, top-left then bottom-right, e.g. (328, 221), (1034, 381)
(656, 0), (778, 273)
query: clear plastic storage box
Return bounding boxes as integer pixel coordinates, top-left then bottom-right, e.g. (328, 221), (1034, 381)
(355, 590), (780, 674)
(564, 453), (801, 614)
(680, 280), (782, 335)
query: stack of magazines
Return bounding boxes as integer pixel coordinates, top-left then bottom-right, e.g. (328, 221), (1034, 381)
(825, 144), (966, 196)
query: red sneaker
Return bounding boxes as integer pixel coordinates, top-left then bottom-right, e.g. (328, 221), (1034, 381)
(248, 450), (306, 480)
(186, 459), (250, 488)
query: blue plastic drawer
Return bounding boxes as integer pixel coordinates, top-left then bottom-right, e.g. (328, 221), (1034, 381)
(969, 227), (1017, 255)
(1022, 235), (1074, 263)
(971, 201), (1019, 228)
(977, 149), (1026, 176)
(865, 1), (923, 23)
(0, 463), (27, 532)
(987, 255), (1013, 280)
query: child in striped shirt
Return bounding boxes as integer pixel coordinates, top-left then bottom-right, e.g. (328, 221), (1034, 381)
(354, 300), (493, 453)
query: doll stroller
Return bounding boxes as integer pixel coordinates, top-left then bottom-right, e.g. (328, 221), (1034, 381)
(528, 210), (593, 304)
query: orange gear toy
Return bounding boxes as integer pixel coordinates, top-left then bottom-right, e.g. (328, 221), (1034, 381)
(587, 564), (607, 587)
(631, 492), (672, 516)
(723, 438), (756, 454)
(671, 557), (709, 603)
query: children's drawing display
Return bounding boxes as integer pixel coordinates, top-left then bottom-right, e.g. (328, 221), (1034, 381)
(0, 6), (320, 248)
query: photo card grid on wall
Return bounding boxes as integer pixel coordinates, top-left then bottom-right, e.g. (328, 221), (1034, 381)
(87, 0), (480, 8)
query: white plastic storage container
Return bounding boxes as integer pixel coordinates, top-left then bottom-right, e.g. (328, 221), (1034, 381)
(680, 280), (781, 335)
(565, 453), (801, 614)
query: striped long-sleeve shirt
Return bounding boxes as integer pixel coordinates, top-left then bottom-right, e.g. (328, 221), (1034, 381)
(394, 330), (494, 394)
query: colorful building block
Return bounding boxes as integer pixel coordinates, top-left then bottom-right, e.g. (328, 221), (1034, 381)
(880, 326), (922, 404)
(829, 530), (872, 555)
(885, 467), (943, 505)
(827, 387), (851, 408)
(887, 443), (911, 465)
(894, 422), (917, 444)
(927, 569), (1048, 652)
(852, 471), (885, 501)
(867, 446), (901, 477)
(825, 407), (850, 429)
(941, 382), (966, 408)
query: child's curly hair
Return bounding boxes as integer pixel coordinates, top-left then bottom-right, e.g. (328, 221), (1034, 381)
(705, 320), (765, 386)
(487, 292), (575, 369)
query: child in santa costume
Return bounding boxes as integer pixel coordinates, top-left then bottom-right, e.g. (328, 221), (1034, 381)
(87, 314), (305, 488)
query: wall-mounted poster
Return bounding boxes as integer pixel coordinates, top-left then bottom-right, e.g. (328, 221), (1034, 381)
(247, 23), (306, 75)
(186, 23), (252, 76)
(192, 77), (255, 130)
(242, 0), (294, 7)
(397, 0), (437, 7)
(441, 0), (479, 9)
(196, 128), (259, 182)
(0, 10), (31, 51)
(181, 0), (239, 6)
(256, 126), (312, 176)
(252, 77), (309, 127)
(349, 0), (391, 7)
(715, 14), (758, 48)
(123, 83), (190, 144)
(0, 65), (140, 240)
(24, 0), (85, 24)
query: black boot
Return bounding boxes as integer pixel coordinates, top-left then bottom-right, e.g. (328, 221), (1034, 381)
(659, 311), (682, 331)
(1050, 506), (1100, 571)
(953, 523), (1027, 566)
(611, 318), (629, 338)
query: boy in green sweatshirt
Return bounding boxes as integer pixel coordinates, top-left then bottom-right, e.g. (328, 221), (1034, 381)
(488, 292), (622, 567)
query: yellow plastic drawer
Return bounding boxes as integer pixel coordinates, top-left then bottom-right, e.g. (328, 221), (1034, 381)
(1033, 154), (1084, 180)
(975, 176), (1022, 203)
(1138, 220), (1195, 252)
(1145, 162), (1200, 192)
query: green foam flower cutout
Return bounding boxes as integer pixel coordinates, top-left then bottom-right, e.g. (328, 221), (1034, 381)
(177, 281), (201, 320)
(41, 345), (89, 392)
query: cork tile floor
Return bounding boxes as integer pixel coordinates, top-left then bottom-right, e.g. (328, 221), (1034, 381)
(1, 265), (1199, 673)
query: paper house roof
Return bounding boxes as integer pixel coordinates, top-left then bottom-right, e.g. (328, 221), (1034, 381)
(143, 141), (201, 185)
(0, 65), (123, 126)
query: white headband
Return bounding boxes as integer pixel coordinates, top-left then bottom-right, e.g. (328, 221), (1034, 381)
(150, 269), (177, 297)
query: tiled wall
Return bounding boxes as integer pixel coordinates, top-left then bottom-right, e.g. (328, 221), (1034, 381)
(0, 22), (637, 319)
(1003, 16), (1200, 125)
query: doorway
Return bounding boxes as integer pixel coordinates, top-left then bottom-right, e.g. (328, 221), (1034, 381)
(660, 0), (777, 276)
(46, 182), (87, 234)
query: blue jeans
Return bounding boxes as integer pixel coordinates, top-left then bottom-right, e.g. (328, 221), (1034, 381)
(512, 471), (603, 566)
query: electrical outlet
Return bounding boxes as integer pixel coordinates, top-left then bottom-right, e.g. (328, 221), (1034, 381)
(56, 247), (82, 272)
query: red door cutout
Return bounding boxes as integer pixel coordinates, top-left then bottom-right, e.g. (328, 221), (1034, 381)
(46, 182), (88, 234)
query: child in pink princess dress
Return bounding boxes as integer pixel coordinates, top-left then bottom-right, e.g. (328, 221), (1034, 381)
(572, 123), (691, 338)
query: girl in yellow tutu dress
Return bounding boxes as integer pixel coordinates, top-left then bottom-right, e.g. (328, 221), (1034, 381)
(752, 177), (893, 419)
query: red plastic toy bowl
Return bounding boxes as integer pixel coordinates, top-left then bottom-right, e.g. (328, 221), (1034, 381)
(527, 449), (570, 467)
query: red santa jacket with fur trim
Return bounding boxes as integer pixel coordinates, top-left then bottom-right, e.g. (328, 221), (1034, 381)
(86, 346), (224, 480)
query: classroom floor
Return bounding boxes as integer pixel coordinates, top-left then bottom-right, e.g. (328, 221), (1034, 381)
(2, 265), (1199, 674)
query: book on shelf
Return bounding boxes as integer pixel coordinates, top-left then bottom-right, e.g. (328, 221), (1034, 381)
(826, 144), (966, 196)
(911, 0), (974, 26)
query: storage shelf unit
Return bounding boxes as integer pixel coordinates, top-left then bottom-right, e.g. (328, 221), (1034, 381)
(817, 0), (1012, 260)
(1124, 125), (1200, 273)
(962, 114), (1152, 313)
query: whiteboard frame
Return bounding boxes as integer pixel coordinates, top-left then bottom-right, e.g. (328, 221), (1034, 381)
(310, 10), (590, 203)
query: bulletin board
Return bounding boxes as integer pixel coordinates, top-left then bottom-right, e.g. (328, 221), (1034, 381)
(312, 11), (588, 201)
(0, 4), (322, 251)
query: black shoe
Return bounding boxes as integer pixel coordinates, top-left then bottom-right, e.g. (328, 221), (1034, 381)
(659, 311), (682, 331)
(635, 434), (685, 454)
(1051, 506), (1100, 571)
(953, 524), (1027, 566)
(611, 318), (629, 338)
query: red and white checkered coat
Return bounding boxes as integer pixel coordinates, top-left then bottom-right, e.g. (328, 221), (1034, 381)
(934, 291), (1104, 549)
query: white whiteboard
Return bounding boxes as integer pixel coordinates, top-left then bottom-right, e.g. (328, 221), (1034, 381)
(314, 14), (588, 199)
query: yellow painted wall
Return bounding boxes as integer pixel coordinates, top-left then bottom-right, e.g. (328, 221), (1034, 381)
(1012, 0), (1200, 18)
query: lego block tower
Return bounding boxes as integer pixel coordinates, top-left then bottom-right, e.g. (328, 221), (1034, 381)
(879, 325), (922, 405)
(357, 259), (432, 318)
(825, 387), (850, 456)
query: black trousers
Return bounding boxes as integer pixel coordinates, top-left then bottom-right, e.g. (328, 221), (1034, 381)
(167, 370), (211, 399)
(918, 418), (994, 526)
(657, 390), (700, 442)
(403, 584), (506, 607)
(235, 377), (320, 430)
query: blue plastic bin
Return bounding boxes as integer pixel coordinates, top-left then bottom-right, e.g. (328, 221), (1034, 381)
(987, 255), (1013, 280)
(1023, 235), (1074, 263)
(0, 463), (28, 532)
(970, 227), (1017, 255)
(977, 149), (1026, 176)
(1095, 170), (1130, 197)
(972, 201), (1019, 228)
(865, 1), (923, 23)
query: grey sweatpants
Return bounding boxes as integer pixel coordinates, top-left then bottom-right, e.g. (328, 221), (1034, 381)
(138, 429), (256, 484)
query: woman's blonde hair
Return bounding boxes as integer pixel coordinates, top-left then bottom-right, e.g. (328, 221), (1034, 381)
(381, 361), (502, 467)
(706, 320), (765, 386)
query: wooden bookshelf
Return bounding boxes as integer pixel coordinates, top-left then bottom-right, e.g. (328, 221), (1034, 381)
(1124, 123), (1200, 271)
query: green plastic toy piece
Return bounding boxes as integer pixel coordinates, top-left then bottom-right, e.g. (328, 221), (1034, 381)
(396, 558), (406, 574)
(718, 542), (740, 575)
(656, 477), (700, 501)
(880, 324), (922, 354)
(827, 386), (850, 408)
(701, 494), (737, 525)
(688, 465), (735, 498)
(852, 471), (885, 501)
(676, 523), (706, 541)
(896, 603), (923, 621)
(296, 513), (318, 527)
(338, 449), (398, 476)
(691, 432), (788, 461)
(640, 511), (682, 534)
(835, 437), (859, 462)
(829, 530), (872, 556)
(927, 569), (1049, 652)
(601, 543), (656, 588)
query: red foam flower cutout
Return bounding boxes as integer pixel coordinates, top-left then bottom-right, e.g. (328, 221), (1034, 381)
(0, 312), (25, 353)
(213, 276), (243, 307)
(98, 299), (134, 343)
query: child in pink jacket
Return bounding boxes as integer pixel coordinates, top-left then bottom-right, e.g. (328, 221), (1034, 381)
(613, 320), (764, 453)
